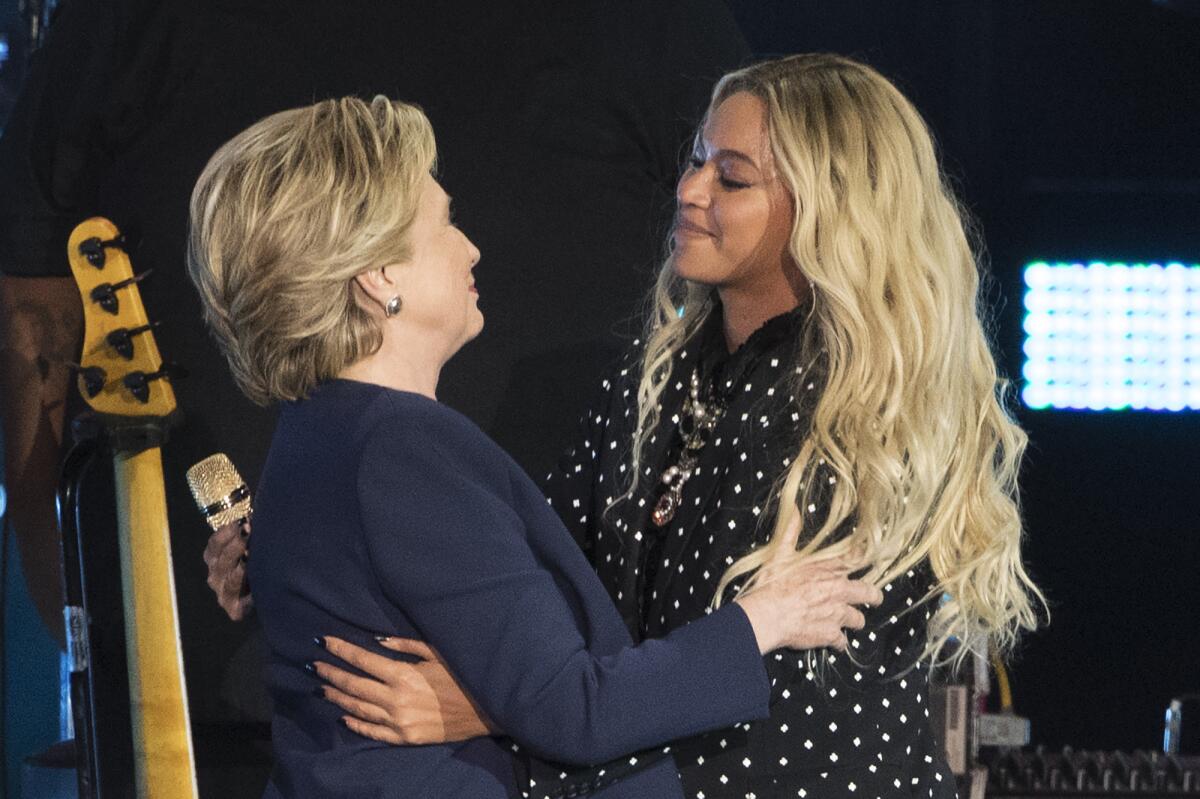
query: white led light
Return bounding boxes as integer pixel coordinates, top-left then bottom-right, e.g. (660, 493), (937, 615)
(1022, 262), (1200, 412)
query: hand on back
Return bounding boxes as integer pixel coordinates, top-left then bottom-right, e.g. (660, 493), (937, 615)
(735, 517), (883, 654)
(312, 636), (495, 745)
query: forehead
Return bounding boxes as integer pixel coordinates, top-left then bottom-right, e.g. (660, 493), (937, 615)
(417, 172), (449, 211)
(701, 91), (770, 160)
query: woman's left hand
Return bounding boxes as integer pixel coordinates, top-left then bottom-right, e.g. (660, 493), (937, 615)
(314, 636), (498, 744)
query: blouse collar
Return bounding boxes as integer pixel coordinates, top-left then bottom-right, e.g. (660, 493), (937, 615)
(694, 295), (810, 398)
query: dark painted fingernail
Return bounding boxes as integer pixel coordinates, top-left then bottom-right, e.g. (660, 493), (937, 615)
(239, 553), (248, 564)
(337, 717), (349, 728)
(374, 635), (390, 643)
(303, 661), (316, 675)
(313, 636), (326, 649)
(312, 686), (325, 698)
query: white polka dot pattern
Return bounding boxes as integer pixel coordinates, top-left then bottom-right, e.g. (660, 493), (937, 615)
(534, 312), (957, 798)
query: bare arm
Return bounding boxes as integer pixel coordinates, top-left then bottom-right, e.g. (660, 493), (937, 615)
(0, 275), (83, 645)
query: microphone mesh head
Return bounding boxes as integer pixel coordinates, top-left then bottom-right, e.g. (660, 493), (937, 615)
(186, 453), (251, 530)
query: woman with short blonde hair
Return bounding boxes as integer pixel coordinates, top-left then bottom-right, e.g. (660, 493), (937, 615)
(187, 96), (435, 405)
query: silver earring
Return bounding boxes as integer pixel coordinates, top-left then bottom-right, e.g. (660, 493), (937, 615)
(384, 295), (403, 317)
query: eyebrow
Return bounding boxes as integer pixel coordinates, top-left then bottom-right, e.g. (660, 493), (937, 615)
(694, 140), (761, 172)
(713, 149), (761, 170)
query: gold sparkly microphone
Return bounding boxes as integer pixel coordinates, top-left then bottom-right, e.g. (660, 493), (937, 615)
(186, 453), (252, 529)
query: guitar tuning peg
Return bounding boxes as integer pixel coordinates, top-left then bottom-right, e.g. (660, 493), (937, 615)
(67, 363), (108, 398)
(89, 269), (154, 314)
(106, 321), (161, 360)
(78, 234), (130, 268)
(121, 362), (187, 404)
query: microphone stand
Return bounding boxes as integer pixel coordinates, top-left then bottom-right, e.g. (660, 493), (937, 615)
(58, 435), (104, 799)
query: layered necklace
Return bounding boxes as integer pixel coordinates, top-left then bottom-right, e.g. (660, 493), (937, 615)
(651, 367), (725, 527)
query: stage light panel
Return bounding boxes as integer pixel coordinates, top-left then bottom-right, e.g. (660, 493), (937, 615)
(1021, 261), (1200, 411)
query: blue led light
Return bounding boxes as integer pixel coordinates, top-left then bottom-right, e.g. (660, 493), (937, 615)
(1021, 261), (1200, 412)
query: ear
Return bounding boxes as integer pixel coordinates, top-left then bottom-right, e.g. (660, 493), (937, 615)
(353, 265), (398, 311)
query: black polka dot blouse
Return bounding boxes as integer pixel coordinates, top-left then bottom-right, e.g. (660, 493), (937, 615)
(531, 304), (957, 799)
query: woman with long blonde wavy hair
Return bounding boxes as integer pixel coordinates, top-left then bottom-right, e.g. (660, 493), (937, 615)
(235, 54), (1043, 798)
(637, 53), (1043, 663)
(617, 52), (1044, 796)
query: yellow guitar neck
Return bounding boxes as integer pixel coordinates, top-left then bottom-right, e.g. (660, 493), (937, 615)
(113, 447), (199, 799)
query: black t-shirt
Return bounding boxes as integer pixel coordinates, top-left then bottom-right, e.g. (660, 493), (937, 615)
(0, 0), (749, 736)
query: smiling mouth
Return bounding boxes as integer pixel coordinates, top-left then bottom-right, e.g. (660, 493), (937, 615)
(674, 218), (714, 238)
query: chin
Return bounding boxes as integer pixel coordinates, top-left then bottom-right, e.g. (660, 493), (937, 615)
(670, 250), (727, 287)
(466, 311), (485, 340)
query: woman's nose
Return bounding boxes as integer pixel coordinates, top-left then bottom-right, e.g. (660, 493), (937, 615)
(676, 165), (711, 208)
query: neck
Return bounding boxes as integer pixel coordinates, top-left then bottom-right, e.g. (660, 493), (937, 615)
(717, 281), (804, 352)
(337, 328), (445, 400)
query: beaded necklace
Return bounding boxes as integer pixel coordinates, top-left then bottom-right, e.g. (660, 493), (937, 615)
(650, 367), (724, 527)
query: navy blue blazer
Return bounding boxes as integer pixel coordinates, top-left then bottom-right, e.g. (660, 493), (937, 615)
(248, 380), (771, 798)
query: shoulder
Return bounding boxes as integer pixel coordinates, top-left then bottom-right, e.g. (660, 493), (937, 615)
(596, 340), (645, 399)
(291, 380), (498, 461)
(362, 388), (495, 454)
(346, 385), (517, 489)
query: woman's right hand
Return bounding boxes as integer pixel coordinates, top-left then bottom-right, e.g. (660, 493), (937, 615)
(734, 527), (883, 654)
(314, 635), (498, 745)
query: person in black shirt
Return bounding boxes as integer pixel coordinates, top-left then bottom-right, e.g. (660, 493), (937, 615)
(214, 54), (1046, 798)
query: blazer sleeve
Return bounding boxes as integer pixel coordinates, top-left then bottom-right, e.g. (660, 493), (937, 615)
(356, 413), (770, 766)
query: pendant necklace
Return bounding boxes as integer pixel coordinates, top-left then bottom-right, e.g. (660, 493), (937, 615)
(651, 367), (725, 527)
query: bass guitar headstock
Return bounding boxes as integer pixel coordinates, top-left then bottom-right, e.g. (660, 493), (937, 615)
(67, 217), (179, 418)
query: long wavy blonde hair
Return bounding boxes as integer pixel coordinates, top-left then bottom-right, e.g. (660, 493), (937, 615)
(630, 54), (1043, 663)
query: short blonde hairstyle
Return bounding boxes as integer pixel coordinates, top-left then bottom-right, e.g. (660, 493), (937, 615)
(187, 96), (436, 405)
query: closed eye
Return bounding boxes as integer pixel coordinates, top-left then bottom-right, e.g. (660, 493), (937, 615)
(688, 156), (750, 190)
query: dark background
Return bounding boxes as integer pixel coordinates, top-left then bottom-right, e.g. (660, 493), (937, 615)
(1, 0), (1197, 793)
